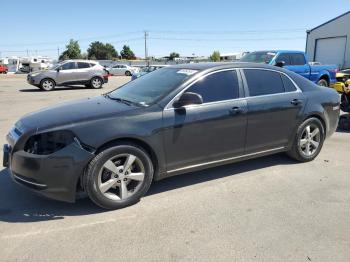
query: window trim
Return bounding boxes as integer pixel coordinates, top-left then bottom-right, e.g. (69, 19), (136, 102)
(239, 68), (301, 98)
(165, 68), (243, 110)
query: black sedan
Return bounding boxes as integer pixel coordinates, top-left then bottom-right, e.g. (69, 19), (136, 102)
(3, 63), (340, 209)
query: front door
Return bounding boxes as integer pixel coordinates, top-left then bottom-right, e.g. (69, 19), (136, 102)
(163, 70), (248, 172)
(56, 61), (77, 85)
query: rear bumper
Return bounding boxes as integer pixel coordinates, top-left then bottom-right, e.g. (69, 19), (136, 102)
(4, 142), (94, 203)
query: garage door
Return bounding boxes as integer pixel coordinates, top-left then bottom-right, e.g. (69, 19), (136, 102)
(315, 36), (346, 68)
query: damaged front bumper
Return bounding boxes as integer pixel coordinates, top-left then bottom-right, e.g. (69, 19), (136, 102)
(3, 141), (95, 203)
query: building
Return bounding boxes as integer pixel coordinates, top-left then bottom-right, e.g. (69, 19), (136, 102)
(306, 11), (350, 69)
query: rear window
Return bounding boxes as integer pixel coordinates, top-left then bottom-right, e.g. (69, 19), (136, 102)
(281, 74), (297, 92)
(244, 69), (284, 96)
(77, 62), (90, 69)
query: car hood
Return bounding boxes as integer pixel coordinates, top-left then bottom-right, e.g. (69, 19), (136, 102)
(17, 96), (139, 132)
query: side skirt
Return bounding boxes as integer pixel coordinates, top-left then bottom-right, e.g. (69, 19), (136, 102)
(161, 147), (286, 179)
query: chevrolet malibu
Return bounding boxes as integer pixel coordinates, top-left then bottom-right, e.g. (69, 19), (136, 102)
(3, 63), (340, 209)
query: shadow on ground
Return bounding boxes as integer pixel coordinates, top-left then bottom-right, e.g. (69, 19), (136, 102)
(0, 153), (296, 223)
(19, 85), (89, 92)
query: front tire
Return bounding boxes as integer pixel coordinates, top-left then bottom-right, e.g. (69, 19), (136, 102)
(317, 79), (328, 87)
(40, 78), (56, 91)
(85, 144), (154, 209)
(287, 117), (325, 162)
(125, 71), (131, 76)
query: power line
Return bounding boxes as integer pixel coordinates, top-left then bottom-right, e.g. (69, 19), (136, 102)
(149, 36), (305, 42)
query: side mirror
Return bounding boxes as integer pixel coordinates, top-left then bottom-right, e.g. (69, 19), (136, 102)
(275, 61), (285, 67)
(173, 92), (203, 108)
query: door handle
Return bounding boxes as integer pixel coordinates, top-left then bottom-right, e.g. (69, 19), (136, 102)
(229, 106), (243, 115)
(291, 99), (302, 106)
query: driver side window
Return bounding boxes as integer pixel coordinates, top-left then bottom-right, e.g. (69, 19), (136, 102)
(275, 54), (291, 66)
(61, 62), (76, 70)
(186, 70), (239, 103)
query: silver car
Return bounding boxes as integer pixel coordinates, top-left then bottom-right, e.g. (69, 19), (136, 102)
(107, 64), (139, 76)
(27, 60), (109, 91)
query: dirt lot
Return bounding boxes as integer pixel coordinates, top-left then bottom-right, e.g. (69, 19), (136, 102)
(0, 74), (350, 262)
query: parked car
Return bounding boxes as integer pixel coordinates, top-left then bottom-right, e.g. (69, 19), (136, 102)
(0, 64), (8, 74)
(26, 60), (109, 91)
(131, 65), (169, 80)
(240, 50), (337, 87)
(3, 63), (340, 209)
(107, 64), (139, 76)
(333, 69), (350, 93)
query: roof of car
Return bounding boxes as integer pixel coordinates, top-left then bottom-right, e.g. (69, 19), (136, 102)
(166, 62), (283, 71)
(62, 59), (98, 63)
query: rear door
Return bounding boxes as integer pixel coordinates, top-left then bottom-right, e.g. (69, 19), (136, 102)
(242, 68), (305, 153)
(163, 69), (248, 172)
(76, 62), (92, 81)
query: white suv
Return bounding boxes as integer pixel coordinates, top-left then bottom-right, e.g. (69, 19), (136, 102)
(107, 64), (139, 76)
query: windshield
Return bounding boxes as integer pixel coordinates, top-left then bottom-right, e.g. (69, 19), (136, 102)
(240, 51), (276, 64)
(50, 63), (62, 70)
(108, 68), (196, 106)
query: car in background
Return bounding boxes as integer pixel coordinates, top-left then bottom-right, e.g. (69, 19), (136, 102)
(0, 64), (8, 74)
(107, 64), (139, 76)
(240, 50), (337, 87)
(27, 60), (109, 91)
(131, 65), (169, 80)
(3, 62), (340, 209)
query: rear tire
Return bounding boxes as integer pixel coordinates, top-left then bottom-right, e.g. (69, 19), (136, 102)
(125, 71), (131, 76)
(317, 79), (328, 87)
(40, 78), (55, 91)
(90, 77), (103, 89)
(85, 144), (154, 209)
(287, 117), (325, 162)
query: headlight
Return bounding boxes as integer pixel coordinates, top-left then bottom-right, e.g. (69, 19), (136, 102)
(24, 130), (75, 155)
(30, 72), (40, 77)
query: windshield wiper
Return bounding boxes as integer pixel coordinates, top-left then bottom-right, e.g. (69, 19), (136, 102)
(105, 94), (146, 107)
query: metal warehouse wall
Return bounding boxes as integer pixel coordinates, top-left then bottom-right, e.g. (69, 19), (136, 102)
(306, 12), (350, 69)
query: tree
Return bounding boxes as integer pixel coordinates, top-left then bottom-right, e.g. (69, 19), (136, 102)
(169, 52), (180, 60)
(120, 45), (136, 60)
(87, 41), (118, 60)
(59, 39), (82, 60)
(210, 51), (221, 62)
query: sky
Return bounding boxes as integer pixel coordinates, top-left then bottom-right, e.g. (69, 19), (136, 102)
(1, 0), (349, 59)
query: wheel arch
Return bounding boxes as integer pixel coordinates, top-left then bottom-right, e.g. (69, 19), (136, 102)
(318, 73), (330, 85)
(77, 136), (160, 194)
(95, 137), (159, 177)
(40, 77), (56, 85)
(302, 113), (327, 136)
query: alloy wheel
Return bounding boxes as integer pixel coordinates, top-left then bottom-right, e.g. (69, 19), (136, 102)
(97, 154), (145, 201)
(42, 80), (54, 90)
(299, 124), (321, 157)
(91, 78), (102, 88)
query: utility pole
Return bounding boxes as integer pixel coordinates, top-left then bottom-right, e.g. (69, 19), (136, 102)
(26, 49), (29, 56)
(57, 47), (60, 59)
(144, 31), (149, 62)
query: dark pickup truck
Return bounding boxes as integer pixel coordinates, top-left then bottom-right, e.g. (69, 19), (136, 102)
(240, 50), (337, 87)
